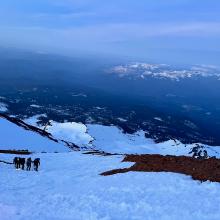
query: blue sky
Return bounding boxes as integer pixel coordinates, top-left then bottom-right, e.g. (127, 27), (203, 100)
(0, 0), (220, 65)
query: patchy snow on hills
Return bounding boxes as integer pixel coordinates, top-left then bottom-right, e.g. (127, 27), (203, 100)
(24, 114), (47, 126)
(109, 63), (220, 81)
(0, 117), (67, 153)
(0, 102), (8, 112)
(30, 104), (42, 108)
(1, 152), (220, 220)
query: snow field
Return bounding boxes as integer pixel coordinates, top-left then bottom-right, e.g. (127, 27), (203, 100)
(1, 152), (220, 220)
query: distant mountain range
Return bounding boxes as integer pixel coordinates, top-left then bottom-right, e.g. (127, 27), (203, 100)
(108, 63), (220, 81)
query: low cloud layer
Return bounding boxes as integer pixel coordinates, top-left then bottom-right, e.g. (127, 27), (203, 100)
(0, 0), (220, 64)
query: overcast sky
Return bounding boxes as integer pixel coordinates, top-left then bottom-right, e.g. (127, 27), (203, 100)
(0, 0), (220, 65)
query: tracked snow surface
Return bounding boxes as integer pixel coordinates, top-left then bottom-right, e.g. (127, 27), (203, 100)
(2, 152), (220, 220)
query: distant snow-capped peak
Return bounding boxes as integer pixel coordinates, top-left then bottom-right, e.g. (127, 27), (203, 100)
(108, 62), (220, 81)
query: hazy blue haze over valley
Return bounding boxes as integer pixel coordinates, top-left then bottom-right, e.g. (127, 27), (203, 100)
(0, 0), (220, 65)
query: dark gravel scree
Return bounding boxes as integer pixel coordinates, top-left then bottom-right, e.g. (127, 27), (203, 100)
(101, 154), (220, 183)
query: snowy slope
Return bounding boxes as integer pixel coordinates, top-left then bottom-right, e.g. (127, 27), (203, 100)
(0, 117), (67, 153)
(88, 124), (220, 157)
(1, 152), (220, 220)
(1, 115), (220, 220)
(24, 115), (220, 157)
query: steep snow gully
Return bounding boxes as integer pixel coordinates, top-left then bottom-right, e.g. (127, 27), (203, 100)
(1, 113), (220, 220)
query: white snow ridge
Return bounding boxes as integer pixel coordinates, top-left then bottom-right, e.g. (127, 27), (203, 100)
(46, 121), (93, 148)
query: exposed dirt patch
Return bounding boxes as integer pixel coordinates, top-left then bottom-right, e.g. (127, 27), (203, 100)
(101, 154), (220, 183)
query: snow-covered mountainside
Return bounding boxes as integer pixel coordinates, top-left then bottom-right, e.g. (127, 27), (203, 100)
(2, 152), (220, 220)
(1, 114), (220, 219)
(1, 113), (220, 158)
(108, 63), (220, 81)
(22, 114), (220, 158)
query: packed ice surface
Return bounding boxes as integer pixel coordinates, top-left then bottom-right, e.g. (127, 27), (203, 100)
(0, 117), (67, 153)
(1, 152), (220, 220)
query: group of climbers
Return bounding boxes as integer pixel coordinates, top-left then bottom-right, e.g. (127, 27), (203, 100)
(192, 150), (208, 159)
(13, 157), (40, 171)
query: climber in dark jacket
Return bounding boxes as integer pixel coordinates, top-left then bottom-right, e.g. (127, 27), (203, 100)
(203, 150), (208, 159)
(192, 151), (198, 158)
(19, 157), (26, 170)
(33, 158), (40, 171)
(13, 157), (19, 169)
(17, 157), (21, 168)
(198, 150), (203, 159)
(26, 157), (32, 171)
